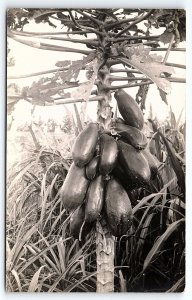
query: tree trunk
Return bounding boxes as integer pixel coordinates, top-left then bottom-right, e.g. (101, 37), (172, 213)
(96, 220), (115, 292)
(96, 65), (115, 292)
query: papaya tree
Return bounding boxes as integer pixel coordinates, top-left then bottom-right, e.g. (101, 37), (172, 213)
(7, 9), (185, 292)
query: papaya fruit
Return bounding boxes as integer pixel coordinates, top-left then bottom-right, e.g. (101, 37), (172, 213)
(142, 149), (160, 180)
(105, 178), (132, 237)
(70, 203), (90, 240)
(60, 162), (89, 211)
(85, 175), (104, 223)
(113, 117), (125, 124)
(117, 140), (151, 186)
(99, 133), (118, 175)
(85, 156), (99, 180)
(114, 89), (144, 129)
(72, 122), (99, 167)
(113, 122), (148, 150)
(112, 161), (133, 192)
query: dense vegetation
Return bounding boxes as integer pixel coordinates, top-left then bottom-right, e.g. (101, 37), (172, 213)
(6, 9), (185, 292)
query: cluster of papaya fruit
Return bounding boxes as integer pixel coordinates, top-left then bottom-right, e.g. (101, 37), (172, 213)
(60, 89), (159, 239)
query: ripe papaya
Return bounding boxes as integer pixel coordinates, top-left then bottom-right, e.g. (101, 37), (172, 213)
(60, 162), (89, 211)
(117, 140), (151, 186)
(99, 133), (118, 175)
(70, 203), (90, 240)
(72, 122), (99, 167)
(85, 175), (104, 223)
(105, 178), (132, 237)
(85, 156), (99, 180)
(113, 122), (148, 150)
(142, 149), (160, 180)
(114, 89), (144, 129)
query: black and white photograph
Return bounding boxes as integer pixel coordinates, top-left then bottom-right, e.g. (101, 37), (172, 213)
(6, 8), (186, 293)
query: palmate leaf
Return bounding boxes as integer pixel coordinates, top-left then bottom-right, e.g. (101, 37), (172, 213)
(143, 218), (184, 272)
(58, 52), (96, 83)
(71, 57), (100, 102)
(119, 45), (175, 93)
(159, 29), (175, 45)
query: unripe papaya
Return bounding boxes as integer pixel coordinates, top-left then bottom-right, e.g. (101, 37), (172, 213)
(117, 140), (151, 186)
(85, 175), (104, 223)
(114, 89), (144, 129)
(60, 162), (89, 211)
(113, 122), (148, 150)
(113, 117), (125, 124)
(105, 178), (132, 237)
(85, 156), (99, 180)
(99, 133), (118, 175)
(112, 161), (133, 192)
(72, 122), (99, 167)
(70, 204), (89, 240)
(142, 149), (160, 180)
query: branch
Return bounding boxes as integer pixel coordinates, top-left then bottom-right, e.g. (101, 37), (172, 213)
(163, 34), (175, 64)
(30, 35), (99, 47)
(9, 28), (94, 36)
(107, 59), (186, 70)
(151, 48), (185, 52)
(104, 15), (140, 30)
(109, 75), (185, 82)
(106, 81), (153, 90)
(107, 35), (161, 42)
(115, 10), (155, 38)
(110, 68), (141, 74)
(54, 95), (104, 105)
(165, 62), (186, 69)
(106, 76), (185, 90)
(8, 34), (92, 55)
(29, 9), (63, 20)
(7, 67), (69, 79)
(68, 10), (104, 37)
(109, 75), (149, 81)
(75, 9), (103, 26)
(9, 29), (99, 46)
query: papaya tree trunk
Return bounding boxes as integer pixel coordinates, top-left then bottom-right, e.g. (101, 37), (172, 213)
(96, 65), (115, 292)
(96, 220), (115, 292)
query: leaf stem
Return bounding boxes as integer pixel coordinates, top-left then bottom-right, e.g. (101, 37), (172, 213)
(7, 67), (69, 79)
(54, 95), (104, 105)
(115, 10), (155, 38)
(8, 34), (92, 55)
(68, 9), (104, 37)
(104, 15), (141, 30)
(151, 47), (185, 52)
(106, 81), (153, 90)
(106, 76), (185, 90)
(24, 35), (99, 47)
(109, 75), (185, 82)
(9, 28), (93, 36)
(107, 35), (160, 42)
(163, 34), (176, 64)
(76, 9), (103, 26)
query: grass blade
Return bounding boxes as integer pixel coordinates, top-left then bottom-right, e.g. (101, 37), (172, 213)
(167, 276), (185, 292)
(143, 218), (184, 272)
(11, 269), (22, 291)
(28, 266), (44, 292)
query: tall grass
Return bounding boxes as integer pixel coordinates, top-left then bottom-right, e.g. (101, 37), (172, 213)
(6, 110), (185, 292)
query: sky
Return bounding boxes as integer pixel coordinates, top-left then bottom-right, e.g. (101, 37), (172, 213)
(7, 15), (186, 128)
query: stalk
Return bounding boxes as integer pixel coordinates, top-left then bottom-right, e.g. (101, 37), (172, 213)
(96, 58), (115, 293)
